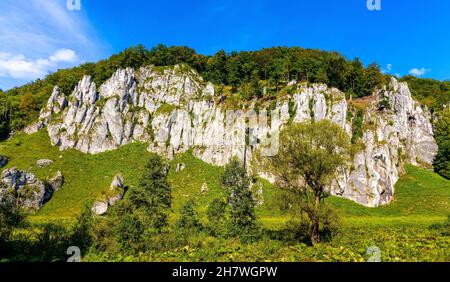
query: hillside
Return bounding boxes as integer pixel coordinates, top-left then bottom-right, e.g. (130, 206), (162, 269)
(1, 130), (448, 227)
(0, 46), (449, 262)
(0, 128), (449, 262)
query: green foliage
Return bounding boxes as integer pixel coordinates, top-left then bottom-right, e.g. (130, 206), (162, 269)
(0, 184), (25, 253)
(0, 93), (10, 140)
(35, 223), (70, 261)
(434, 109), (450, 179)
(206, 198), (228, 237)
(1, 129), (449, 261)
(70, 201), (94, 249)
(267, 120), (351, 244)
(351, 110), (364, 143)
(221, 159), (259, 240)
(116, 214), (144, 251)
(127, 154), (172, 233)
(176, 200), (202, 233)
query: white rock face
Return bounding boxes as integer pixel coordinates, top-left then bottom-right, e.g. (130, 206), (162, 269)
(92, 173), (126, 215)
(92, 201), (108, 216)
(28, 66), (438, 207)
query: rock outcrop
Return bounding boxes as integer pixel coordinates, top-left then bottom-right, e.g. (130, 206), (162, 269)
(0, 168), (47, 211)
(0, 156), (8, 168)
(27, 65), (438, 207)
(47, 171), (64, 192)
(37, 159), (54, 168)
(92, 173), (126, 215)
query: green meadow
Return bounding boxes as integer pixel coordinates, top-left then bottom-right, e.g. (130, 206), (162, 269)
(0, 130), (449, 262)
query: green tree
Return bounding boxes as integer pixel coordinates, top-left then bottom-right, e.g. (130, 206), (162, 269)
(267, 120), (351, 244)
(127, 154), (172, 233)
(206, 198), (228, 237)
(116, 214), (143, 251)
(0, 93), (10, 140)
(346, 58), (365, 97)
(434, 109), (450, 179)
(221, 159), (258, 237)
(363, 63), (384, 96)
(0, 185), (24, 254)
(176, 200), (202, 232)
(70, 201), (94, 249)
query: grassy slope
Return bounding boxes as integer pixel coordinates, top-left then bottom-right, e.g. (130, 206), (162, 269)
(0, 130), (448, 228)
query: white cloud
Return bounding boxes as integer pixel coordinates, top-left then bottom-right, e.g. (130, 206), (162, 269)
(49, 49), (78, 63)
(0, 49), (78, 79)
(386, 64), (392, 72)
(409, 68), (430, 76)
(0, 0), (107, 89)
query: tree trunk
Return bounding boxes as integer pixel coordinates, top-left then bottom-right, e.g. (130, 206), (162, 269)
(311, 194), (321, 245)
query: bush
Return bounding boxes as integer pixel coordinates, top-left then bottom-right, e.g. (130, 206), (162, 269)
(0, 187), (24, 254)
(70, 201), (94, 250)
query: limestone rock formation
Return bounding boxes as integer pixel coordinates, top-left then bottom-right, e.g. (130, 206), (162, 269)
(200, 183), (208, 194)
(0, 167), (47, 211)
(175, 163), (186, 172)
(92, 201), (108, 216)
(92, 173), (126, 215)
(37, 159), (54, 168)
(47, 171), (64, 192)
(0, 156), (8, 168)
(27, 65), (438, 207)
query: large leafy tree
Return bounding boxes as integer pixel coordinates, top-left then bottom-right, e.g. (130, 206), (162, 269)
(267, 120), (351, 244)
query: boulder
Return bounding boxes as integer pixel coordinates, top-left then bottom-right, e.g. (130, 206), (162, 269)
(48, 171), (64, 192)
(111, 173), (124, 189)
(92, 201), (108, 216)
(92, 173), (126, 215)
(0, 156), (8, 168)
(108, 173), (125, 206)
(1, 167), (46, 211)
(37, 159), (54, 168)
(175, 163), (186, 172)
(200, 183), (208, 194)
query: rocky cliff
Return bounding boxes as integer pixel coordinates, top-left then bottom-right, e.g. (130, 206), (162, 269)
(25, 65), (438, 207)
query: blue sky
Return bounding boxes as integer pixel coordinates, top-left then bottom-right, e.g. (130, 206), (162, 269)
(1, 0), (449, 90)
